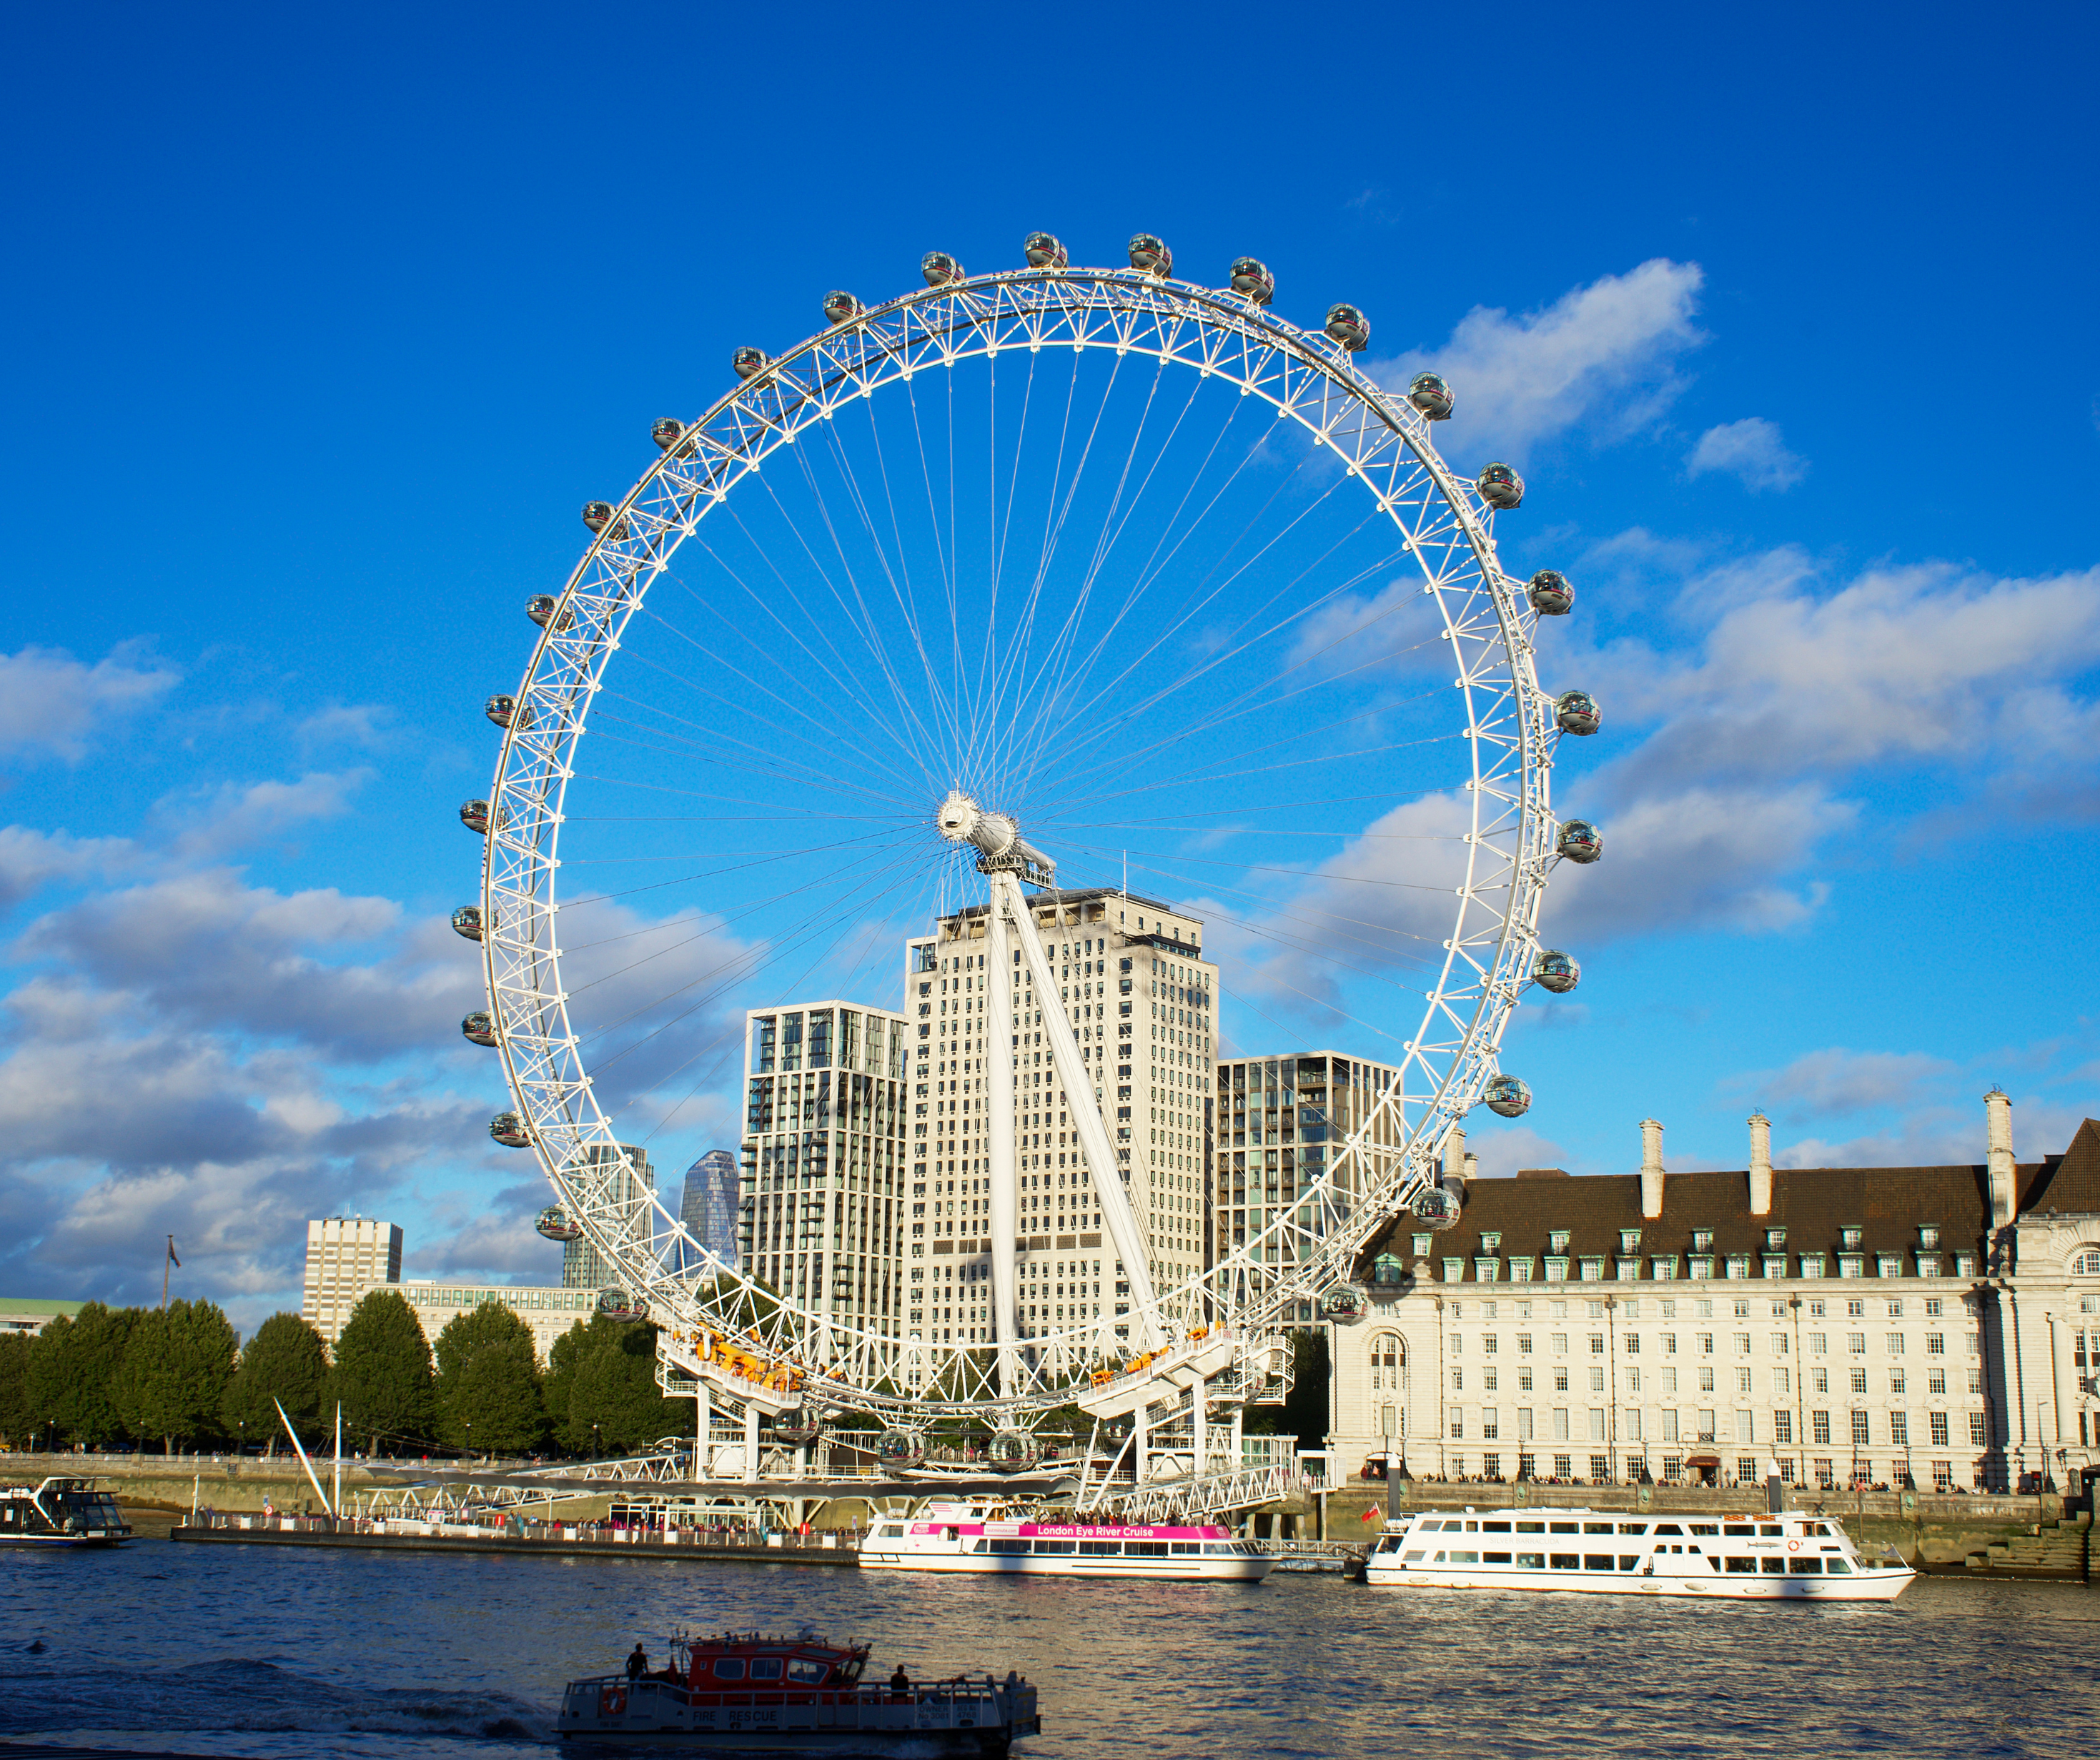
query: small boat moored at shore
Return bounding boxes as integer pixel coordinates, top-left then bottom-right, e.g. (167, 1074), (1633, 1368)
(860, 1498), (1274, 1581)
(0, 1478), (132, 1548)
(557, 1630), (1039, 1753)
(1361, 1505), (1913, 1601)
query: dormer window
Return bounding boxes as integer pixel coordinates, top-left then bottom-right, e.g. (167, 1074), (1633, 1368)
(1549, 1230), (1570, 1254)
(1765, 1228), (1786, 1250)
(1918, 1225), (1939, 1250)
(1481, 1231), (1502, 1253)
(1619, 1229), (1642, 1253)
(1692, 1230), (1714, 1252)
(1842, 1227), (1863, 1251)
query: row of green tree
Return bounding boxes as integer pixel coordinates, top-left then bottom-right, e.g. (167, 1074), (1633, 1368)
(0, 1289), (688, 1458)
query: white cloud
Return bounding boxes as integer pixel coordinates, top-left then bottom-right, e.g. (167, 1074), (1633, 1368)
(297, 704), (394, 750)
(1687, 417), (1808, 491)
(1375, 259), (1705, 458)
(0, 825), (132, 913)
(159, 770), (373, 860)
(0, 645), (179, 760)
(1725, 1047), (1958, 1122)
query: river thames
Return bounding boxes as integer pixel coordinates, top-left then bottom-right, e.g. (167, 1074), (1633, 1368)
(1, 1541), (2090, 1758)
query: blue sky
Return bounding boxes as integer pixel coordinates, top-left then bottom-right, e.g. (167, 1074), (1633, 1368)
(3, 4), (2094, 1331)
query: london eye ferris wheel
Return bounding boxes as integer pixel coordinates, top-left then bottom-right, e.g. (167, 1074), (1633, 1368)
(453, 232), (1603, 1451)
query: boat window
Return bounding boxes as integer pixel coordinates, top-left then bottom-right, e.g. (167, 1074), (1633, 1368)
(1582, 1522), (1613, 1534)
(1758, 1525), (1783, 1537)
(1689, 1523), (1719, 1536)
(1815, 1523), (1837, 1537)
(1204, 1543), (1234, 1556)
(1482, 1551), (1512, 1563)
(1584, 1553), (1614, 1571)
(1432, 1551), (1447, 1563)
(1788, 1557), (1824, 1574)
(969, 1538), (989, 1552)
(1618, 1523), (1649, 1535)
(750, 1660), (783, 1681)
(787, 1660), (828, 1684)
(1516, 1521), (1545, 1533)
(1761, 1557), (1786, 1573)
(1653, 1523), (1683, 1535)
(1826, 1558), (1853, 1573)
(1515, 1551), (1545, 1568)
(713, 1660), (746, 1681)
(1550, 1553), (1580, 1569)
(1171, 1542), (1201, 1554)
(1127, 1541), (1167, 1557)
(1403, 1550), (1428, 1563)
(1033, 1541), (1076, 1553)
(1482, 1521), (1511, 1533)
(1618, 1555), (1640, 1571)
(1549, 1521), (1580, 1533)
(880, 1525), (905, 1538)
(1726, 1556), (1758, 1573)
(992, 1538), (1029, 1553)
(1448, 1549), (1480, 1563)
(1723, 1524), (1755, 1536)
(1079, 1541), (1119, 1556)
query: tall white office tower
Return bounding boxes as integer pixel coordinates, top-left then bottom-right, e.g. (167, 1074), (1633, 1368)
(560, 1143), (655, 1290)
(738, 1001), (911, 1361)
(904, 887), (1216, 1373)
(301, 1217), (404, 1345)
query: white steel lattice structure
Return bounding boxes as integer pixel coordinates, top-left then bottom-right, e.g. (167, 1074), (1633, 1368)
(467, 242), (1601, 1436)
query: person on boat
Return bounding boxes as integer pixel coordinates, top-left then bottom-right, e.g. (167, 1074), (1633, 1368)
(890, 1663), (912, 1694)
(627, 1644), (648, 1680)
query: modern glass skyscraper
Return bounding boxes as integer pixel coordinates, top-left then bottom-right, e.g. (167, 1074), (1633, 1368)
(678, 1149), (740, 1272)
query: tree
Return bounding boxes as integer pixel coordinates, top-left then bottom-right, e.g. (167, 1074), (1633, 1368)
(549, 1316), (684, 1456)
(0, 1333), (31, 1448)
(111, 1300), (239, 1454)
(1244, 1328), (1331, 1451)
(433, 1303), (545, 1458)
(332, 1288), (435, 1454)
(27, 1303), (137, 1448)
(223, 1312), (332, 1454)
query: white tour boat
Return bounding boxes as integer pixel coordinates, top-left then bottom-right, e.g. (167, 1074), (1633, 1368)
(860, 1498), (1274, 1581)
(1361, 1506), (1913, 1601)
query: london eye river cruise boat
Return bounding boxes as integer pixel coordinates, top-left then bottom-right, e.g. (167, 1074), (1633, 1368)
(0, 1478), (132, 1548)
(1362, 1506), (1913, 1601)
(558, 1630), (1039, 1754)
(860, 1498), (1274, 1581)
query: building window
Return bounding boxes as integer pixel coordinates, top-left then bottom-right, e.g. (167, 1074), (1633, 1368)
(1968, 1413), (1986, 1447)
(1812, 1411), (1831, 1446)
(1890, 1412), (1908, 1446)
(1773, 1411), (1793, 1444)
(1549, 1230), (1570, 1253)
(1851, 1411), (1871, 1446)
(1918, 1226), (1939, 1250)
(2074, 1251), (2100, 1276)
(1928, 1412), (1950, 1447)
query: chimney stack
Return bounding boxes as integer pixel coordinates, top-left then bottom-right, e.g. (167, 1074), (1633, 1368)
(1464, 1150), (1479, 1183)
(1986, 1088), (2016, 1228)
(1748, 1113), (1773, 1217)
(1640, 1118), (1665, 1219)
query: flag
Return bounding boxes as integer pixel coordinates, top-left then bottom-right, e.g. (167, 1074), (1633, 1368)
(1360, 1505), (1380, 1523)
(167, 1238), (181, 1269)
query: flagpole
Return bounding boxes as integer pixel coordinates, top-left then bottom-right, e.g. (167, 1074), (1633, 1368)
(163, 1236), (177, 1310)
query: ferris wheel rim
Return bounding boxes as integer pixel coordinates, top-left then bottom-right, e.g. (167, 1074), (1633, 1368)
(476, 257), (1565, 1426)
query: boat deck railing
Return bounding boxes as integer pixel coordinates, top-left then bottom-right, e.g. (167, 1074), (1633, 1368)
(570, 1671), (1028, 1729)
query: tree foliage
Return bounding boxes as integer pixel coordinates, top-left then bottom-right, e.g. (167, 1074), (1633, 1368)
(1244, 1327), (1331, 1450)
(27, 1304), (138, 1448)
(0, 1333), (32, 1448)
(332, 1288), (435, 1453)
(545, 1316), (683, 1456)
(224, 1311), (332, 1452)
(433, 1303), (545, 1457)
(111, 1300), (239, 1453)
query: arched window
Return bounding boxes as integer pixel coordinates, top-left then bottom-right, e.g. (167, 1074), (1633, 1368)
(1371, 1332), (1405, 1392)
(2072, 1249), (2100, 1276)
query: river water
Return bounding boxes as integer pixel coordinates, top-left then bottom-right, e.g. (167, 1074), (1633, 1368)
(0, 1539), (2091, 1758)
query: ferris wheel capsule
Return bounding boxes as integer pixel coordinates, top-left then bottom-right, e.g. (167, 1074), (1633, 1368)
(1555, 818), (1603, 862)
(771, 1406), (823, 1446)
(1324, 304), (1371, 352)
(1528, 570), (1575, 616)
(731, 347), (772, 381)
(821, 289), (865, 325)
(1228, 257), (1274, 304)
(987, 1428), (1041, 1471)
(461, 1010), (498, 1047)
(1411, 1185), (1461, 1228)
(921, 250), (964, 287)
(1554, 692), (1602, 737)
(1477, 463), (1524, 510)
(450, 904), (487, 941)
(1320, 1283), (1369, 1323)
(1532, 950), (1582, 995)
(1482, 1075), (1532, 1118)
(485, 694), (531, 731)
(525, 594), (572, 631)
(581, 501), (629, 540)
(536, 1204), (581, 1241)
(1022, 232), (1067, 269)
(490, 1110), (534, 1148)
(1127, 232), (1172, 277)
(875, 1430), (926, 1468)
(1407, 372), (1454, 419)
(460, 800), (490, 835)
(596, 1288), (645, 1321)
